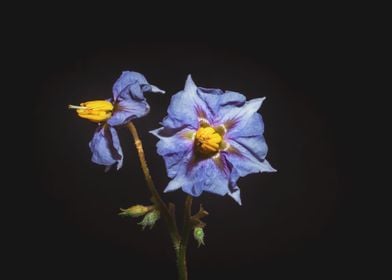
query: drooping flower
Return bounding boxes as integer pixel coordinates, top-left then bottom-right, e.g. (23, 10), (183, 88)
(69, 71), (164, 170)
(151, 75), (275, 204)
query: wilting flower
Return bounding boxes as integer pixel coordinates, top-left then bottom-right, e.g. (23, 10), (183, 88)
(151, 75), (275, 204)
(118, 205), (154, 217)
(69, 71), (164, 170)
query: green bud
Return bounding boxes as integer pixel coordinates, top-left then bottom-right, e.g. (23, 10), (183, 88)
(138, 209), (160, 230)
(193, 227), (205, 247)
(118, 205), (152, 218)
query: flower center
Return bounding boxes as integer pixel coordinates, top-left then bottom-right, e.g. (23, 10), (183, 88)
(68, 100), (114, 123)
(195, 126), (222, 155)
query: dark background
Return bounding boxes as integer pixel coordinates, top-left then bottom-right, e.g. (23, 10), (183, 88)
(26, 9), (366, 280)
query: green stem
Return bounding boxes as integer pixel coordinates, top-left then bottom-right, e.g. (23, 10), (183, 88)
(127, 122), (180, 248)
(177, 195), (193, 280)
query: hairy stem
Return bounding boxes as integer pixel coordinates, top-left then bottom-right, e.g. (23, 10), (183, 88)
(127, 122), (180, 248)
(177, 195), (193, 280)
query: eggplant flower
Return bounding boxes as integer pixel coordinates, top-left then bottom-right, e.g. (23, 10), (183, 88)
(69, 71), (164, 170)
(151, 75), (275, 204)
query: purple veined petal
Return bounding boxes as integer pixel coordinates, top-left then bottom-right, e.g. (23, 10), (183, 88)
(217, 97), (266, 134)
(196, 88), (247, 121)
(112, 71), (164, 101)
(128, 83), (145, 101)
(107, 99), (150, 126)
(226, 113), (264, 138)
(116, 81), (147, 101)
(165, 154), (231, 198)
(231, 135), (269, 162)
(226, 166), (242, 205)
(163, 75), (213, 129)
(89, 125), (123, 170)
(164, 151), (193, 193)
(218, 90), (247, 107)
(112, 71), (149, 100)
(196, 87), (224, 117)
(224, 137), (276, 177)
(184, 157), (231, 197)
(150, 127), (194, 178)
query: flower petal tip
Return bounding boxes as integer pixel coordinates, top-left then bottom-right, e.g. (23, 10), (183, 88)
(261, 160), (277, 173)
(149, 128), (158, 134)
(150, 85), (165, 94)
(164, 182), (182, 193)
(149, 128), (162, 137)
(163, 187), (172, 193)
(185, 74), (197, 92)
(251, 97), (266, 110)
(228, 186), (242, 205)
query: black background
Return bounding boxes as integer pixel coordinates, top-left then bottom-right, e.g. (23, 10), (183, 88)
(25, 7), (366, 280)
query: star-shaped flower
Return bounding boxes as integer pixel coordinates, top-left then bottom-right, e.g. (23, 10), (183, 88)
(151, 75), (275, 204)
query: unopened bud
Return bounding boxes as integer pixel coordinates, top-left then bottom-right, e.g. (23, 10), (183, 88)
(193, 227), (205, 247)
(118, 205), (152, 218)
(138, 209), (160, 230)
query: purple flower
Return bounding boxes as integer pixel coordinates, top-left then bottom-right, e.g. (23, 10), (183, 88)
(151, 75), (275, 204)
(69, 71), (164, 170)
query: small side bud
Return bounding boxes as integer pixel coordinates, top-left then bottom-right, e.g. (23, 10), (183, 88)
(193, 227), (205, 247)
(138, 209), (160, 230)
(118, 205), (152, 218)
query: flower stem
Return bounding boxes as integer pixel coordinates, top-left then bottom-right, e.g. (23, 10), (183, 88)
(177, 195), (193, 280)
(127, 122), (180, 248)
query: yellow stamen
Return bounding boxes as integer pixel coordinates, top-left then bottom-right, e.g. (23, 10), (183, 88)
(68, 100), (114, 123)
(195, 126), (222, 156)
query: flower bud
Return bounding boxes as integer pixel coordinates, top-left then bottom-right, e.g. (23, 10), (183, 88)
(138, 209), (160, 230)
(193, 227), (205, 247)
(118, 205), (152, 218)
